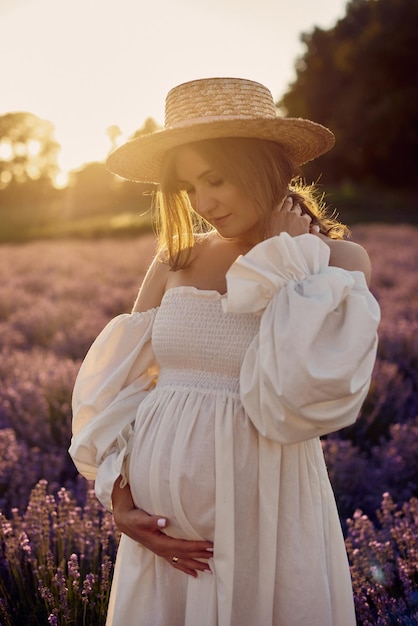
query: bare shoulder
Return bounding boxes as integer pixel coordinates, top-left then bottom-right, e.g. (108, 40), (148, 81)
(131, 253), (170, 312)
(325, 237), (372, 286)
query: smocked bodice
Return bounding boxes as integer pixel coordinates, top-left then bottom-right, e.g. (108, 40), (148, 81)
(152, 287), (260, 392)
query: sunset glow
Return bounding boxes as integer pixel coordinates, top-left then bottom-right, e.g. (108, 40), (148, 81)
(0, 0), (348, 176)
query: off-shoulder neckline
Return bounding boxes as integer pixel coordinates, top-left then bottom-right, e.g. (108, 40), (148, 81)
(162, 285), (226, 300)
(131, 286), (226, 317)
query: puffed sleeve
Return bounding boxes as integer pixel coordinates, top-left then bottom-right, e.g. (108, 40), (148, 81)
(69, 309), (159, 509)
(223, 232), (380, 444)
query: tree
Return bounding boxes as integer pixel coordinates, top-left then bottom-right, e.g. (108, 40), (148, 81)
(0, 112), (60, 189)
(67, 160), (154, 220)
(279, 0), (418, 187)
(0, 112), (63, 239)
(106, 125), (122, 153)
(129, 117), (160, 140)
(66, 161), (120, 217)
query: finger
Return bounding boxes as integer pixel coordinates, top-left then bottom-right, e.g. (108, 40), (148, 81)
(132, 510), (169, 532)
(282, 196), (293, 211)
(310, 224), (320, 234)
(170, 557), (198, 577)
(165, 543), (213, 561)
(146, 535), (213, 562)
(173, 561), (199, 577)
(178, 547), (213, 560)
(291, 203), (302, 216)
(164, 545), (213, 562)
(172, 556), (212, 571)
(171, 556), (212, 577)
(164, 538), (214, 553)
(145, 515), (168, 530)
(274, 195), (292, 214)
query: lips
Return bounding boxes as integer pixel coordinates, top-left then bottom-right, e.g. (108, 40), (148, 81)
(211, 214), (231, 227)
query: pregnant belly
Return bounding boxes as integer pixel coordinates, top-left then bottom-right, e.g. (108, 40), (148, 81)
(128, 388), (217, 541)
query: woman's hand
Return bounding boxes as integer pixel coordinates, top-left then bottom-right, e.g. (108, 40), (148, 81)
(112, 477), (213, 578)
(268, 196), (314, 238)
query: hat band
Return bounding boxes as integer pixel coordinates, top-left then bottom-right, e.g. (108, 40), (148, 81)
(166, 113), (275, 129)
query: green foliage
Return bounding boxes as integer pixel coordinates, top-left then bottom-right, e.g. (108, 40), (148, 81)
(0, 112), (158, 243)
(0, 112), (60, 189)
(0, 159), (155, 243)
(67, 161), (154, 219)
(280, 0), (418, 188)
(0, 112), (64, 237)
(129, 117), (161, 140)
(322, 184), (418, 226)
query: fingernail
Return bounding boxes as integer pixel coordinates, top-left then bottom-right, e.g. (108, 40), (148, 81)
(206, 548), (214, 552)
(157, 518), (166, 528)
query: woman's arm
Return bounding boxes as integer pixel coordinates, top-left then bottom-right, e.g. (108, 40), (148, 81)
(224, 232), (380, 444)
(132, 253), (170, 313)
(318, 235), (372, 286)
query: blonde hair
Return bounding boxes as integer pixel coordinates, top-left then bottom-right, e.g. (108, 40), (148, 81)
(155, 137), (348, 269)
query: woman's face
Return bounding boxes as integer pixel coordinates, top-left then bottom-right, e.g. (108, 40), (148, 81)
(174, 145), (262, 245)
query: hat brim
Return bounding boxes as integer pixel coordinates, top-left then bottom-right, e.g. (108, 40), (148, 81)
(106, 117), (335, 183)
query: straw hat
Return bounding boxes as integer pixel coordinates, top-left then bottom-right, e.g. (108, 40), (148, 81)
(106, 77), (335, 183)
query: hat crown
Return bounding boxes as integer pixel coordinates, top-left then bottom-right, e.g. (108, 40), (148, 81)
(165, 78), (277, 128)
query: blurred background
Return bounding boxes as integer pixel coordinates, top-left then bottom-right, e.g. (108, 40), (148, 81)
(1, 0), (417, 243)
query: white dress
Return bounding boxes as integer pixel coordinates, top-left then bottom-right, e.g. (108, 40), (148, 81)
(69, 233), (380, 626)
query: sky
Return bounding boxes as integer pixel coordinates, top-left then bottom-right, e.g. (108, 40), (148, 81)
(0, 0), (348, 175)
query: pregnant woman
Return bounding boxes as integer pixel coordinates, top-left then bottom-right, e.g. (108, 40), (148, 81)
(69, 77), (380, 625)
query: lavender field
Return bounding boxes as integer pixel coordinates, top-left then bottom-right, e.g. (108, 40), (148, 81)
(0, 225), (417, 625)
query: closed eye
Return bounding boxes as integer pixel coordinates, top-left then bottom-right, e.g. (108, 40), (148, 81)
(179, 178), (223, 193)
(208, 178), (223, 187)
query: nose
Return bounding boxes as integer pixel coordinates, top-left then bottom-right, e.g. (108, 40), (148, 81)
(194, 189), (218, 218)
